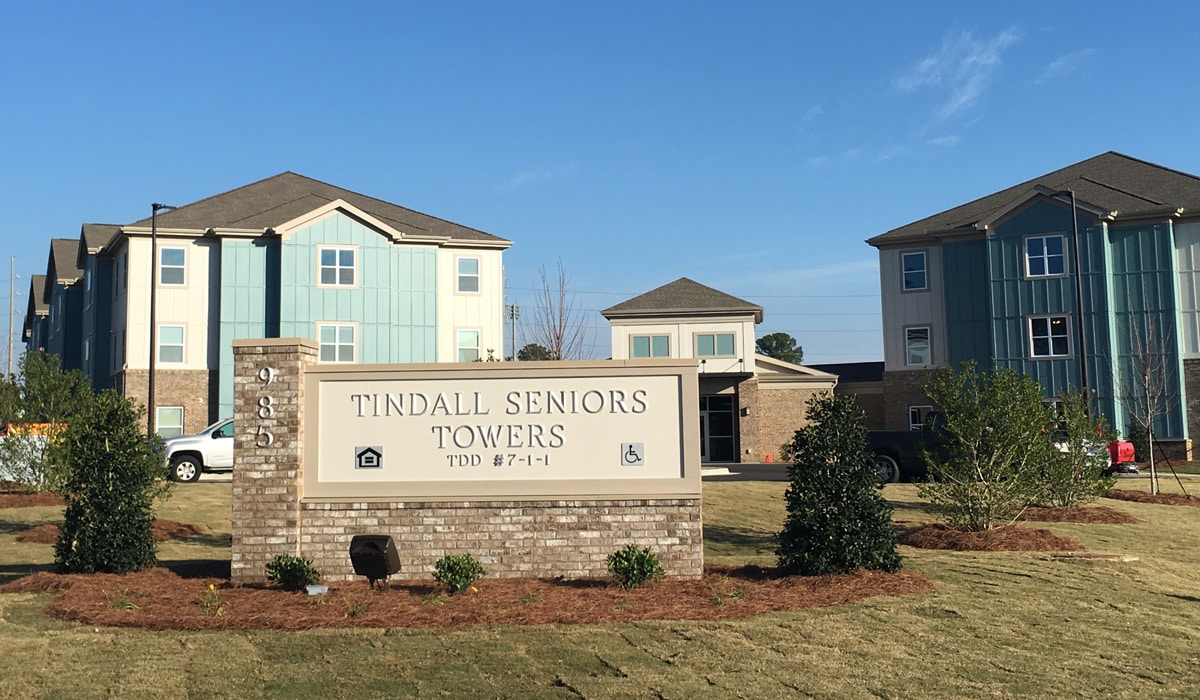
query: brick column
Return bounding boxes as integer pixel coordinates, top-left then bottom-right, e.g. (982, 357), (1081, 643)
(230, 339), (317, 582)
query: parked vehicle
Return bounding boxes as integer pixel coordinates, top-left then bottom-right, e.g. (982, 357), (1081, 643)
(161, 418), (234, 482)
(866, 417), (945, 483)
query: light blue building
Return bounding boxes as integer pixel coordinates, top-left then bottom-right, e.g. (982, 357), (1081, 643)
(869, 152), (1200, 458)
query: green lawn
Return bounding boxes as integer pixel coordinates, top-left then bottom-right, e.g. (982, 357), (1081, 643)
(2, 480), (1200, 698)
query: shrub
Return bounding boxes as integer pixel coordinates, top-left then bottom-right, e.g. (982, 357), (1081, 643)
(266, 554), (322, 592)
(432, 554), (485, 594)
(606, 543), (666, 589)
(1127, 421), (1150, 463)
(1038, 392), (1117, 508)
(776, 392), (901, 575)
(54, 390), (170, 574)
(918, 362), (1054, 530)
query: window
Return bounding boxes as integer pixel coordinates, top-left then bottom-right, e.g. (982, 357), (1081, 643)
(457, 329), (480, 362)
(1025, 235), (1065, 277)
(1029, 315), (1070, 357)
(631, 335), (670, 358)
(318, 323), (356, 363)
(696, 333), (736, 357)
(909, 405), (933, 431)
(902, 251), (927, 291)
(905, 327), (930, 366)
(457, 257), (480, 293)
(122, 252), (128, 291)
(156, 407), (184, 438)
(158, 325), (184, 363)
(160, 247), (186, 285)
(318, 247), (356, 286)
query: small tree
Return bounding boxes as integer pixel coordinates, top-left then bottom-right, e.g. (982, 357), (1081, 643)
(1, 352), (91, 493)
(1115, 311), (1176, 495)
(919, 362), (1053, 530)
(776, 392), (900, 575)
(1037, 391), (1116, 508)
(517, 342), (556, 361)
(756, 332), (804, 365)
(527, 259), (588, 360)
(54, 390), (170, 574)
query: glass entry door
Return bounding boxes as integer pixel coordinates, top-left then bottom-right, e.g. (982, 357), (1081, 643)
(699, 395), (735, 462)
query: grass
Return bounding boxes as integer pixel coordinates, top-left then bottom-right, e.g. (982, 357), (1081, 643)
(2, 479), (1200, 697)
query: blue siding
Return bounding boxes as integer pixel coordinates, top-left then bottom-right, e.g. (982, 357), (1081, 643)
(218, 240), (272, 418)
(988, 201), (1079, 397)
(277, 212), (437, 364)
(1108, 222), (1187, 439)
(943, 239), (991, 365)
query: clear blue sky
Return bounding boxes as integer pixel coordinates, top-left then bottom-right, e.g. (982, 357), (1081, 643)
(4, 1), (1199, 367)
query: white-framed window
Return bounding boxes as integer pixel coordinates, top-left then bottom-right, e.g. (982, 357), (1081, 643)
(457, 257), (480, 293)
(902, 251), (927, 291)
(318, 246), (356, 287)
(905, 327), (930, 366)
(1029, 315), (1070, 358)
(1025, 235), (1066, 278)
(695, 333), (736, 357)
(156, 406), (184, 438)
(457, 329), (481, 362)
(160, 247), (186, 285)
(158, 325), (184, 363)
(909, 405), (933, 431)
(631, 334), (670, 358)
(317, 323), (356, 363)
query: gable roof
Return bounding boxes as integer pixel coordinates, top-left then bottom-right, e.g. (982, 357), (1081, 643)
(22, 274), (47, 341)
(869, 152), (1200, 246)
(123, 172), (509, 245)
(77, 224), (121, 267)
(601, 278), (763, 322)
(45, 238), (83, 297)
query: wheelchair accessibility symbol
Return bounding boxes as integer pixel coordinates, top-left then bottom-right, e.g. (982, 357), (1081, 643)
(620, 442), (645, 466)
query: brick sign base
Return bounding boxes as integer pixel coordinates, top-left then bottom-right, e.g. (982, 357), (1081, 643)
(231, 339), (703, 583)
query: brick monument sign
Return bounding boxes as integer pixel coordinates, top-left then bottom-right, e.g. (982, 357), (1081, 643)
(230, 338), (703, 582)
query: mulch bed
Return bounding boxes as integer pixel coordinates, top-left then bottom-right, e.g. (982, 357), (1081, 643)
(0, 565), (935, 631)
(0, 492), (63, 509)
(15, 520), (209, 544)
(1017, 506), (1138, 524)
(899, 524), (1085, 551)
(1107, 489), (1200, 508)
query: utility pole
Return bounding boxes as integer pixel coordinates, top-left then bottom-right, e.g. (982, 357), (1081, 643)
(8, 256), (14, 377)
(506, 304), (520, 360)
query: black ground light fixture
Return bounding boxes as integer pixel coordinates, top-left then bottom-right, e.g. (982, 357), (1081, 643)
(349, 534), (401, 589)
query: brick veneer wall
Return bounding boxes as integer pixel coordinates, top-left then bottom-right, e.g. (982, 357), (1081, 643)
(881, 369), (935, 431)
(120, 368), (213, 434)
(230, 339), (704, 582)
(302, 499), (703, 581)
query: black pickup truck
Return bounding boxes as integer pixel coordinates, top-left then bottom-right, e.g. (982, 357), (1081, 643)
(866, 419), (945, 483)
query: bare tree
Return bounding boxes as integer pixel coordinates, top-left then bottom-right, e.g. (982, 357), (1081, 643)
(526, 259), (587, 360)
(1115, 309), (1177, 495)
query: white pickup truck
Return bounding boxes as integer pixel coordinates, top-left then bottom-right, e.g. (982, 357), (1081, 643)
(161, 418), (234, 482)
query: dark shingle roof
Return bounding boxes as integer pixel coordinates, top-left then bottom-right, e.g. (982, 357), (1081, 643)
(78, 224), (121, 266)
(47, 238), (83, 288)
(23, 274), (47, 340)
(869, 152), (1200, 245)
(807, 361), (884, 383)
(601, 278), (763, 322)
(125, 172), (508, 244)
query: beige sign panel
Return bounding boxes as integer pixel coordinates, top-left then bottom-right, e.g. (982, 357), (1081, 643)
(303, 360), (701, 500)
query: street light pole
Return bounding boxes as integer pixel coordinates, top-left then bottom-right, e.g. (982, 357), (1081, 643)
(1056, 190), (1088, 395)
(147, 202), (175, 435)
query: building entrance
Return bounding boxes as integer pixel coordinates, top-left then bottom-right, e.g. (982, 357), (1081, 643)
(699, 395), (735, 462)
